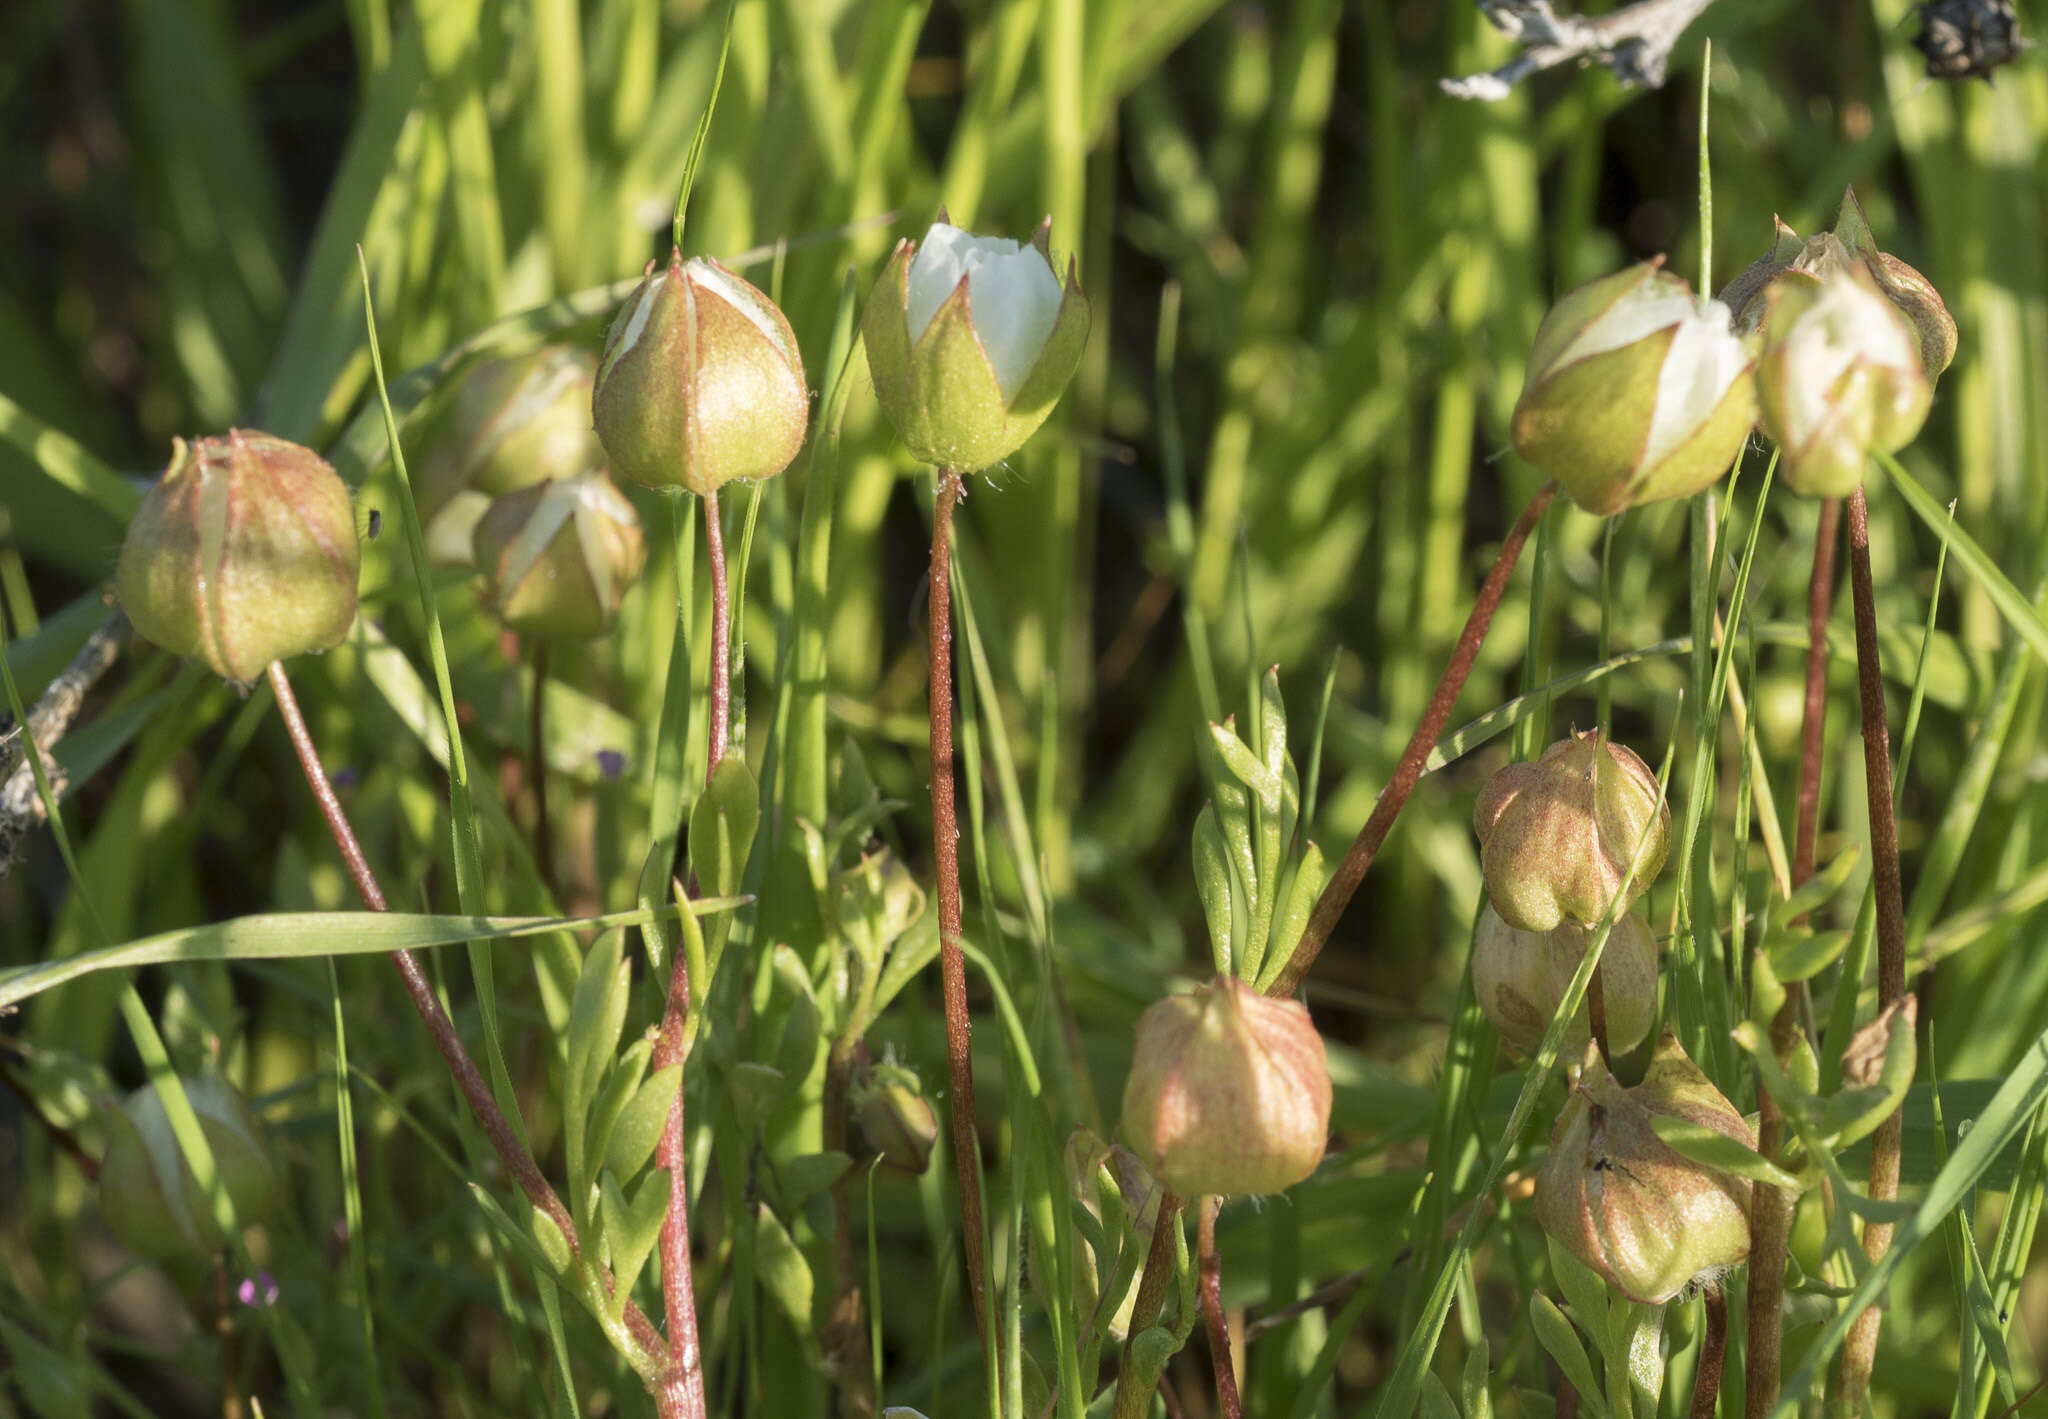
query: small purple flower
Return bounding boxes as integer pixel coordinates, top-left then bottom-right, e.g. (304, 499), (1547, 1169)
(596, 749), (627, 781)
(329, 766), (361, 791)
(237, 1272), (279, 1308)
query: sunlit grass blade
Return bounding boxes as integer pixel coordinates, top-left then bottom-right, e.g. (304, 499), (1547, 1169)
(0, 902), (720, 1010)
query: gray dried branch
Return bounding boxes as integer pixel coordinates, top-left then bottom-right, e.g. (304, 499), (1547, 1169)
(1442, 0), (1720, 101)
(0, 609), (129, 873)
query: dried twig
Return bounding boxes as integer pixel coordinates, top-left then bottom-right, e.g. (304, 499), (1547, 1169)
(1442, 0), (1720, 101)
(0, 610), (130, 873)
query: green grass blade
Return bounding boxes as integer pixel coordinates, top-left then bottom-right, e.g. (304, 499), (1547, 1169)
(0, 903), (719, 1009)
(1879, 451), (2048, 668)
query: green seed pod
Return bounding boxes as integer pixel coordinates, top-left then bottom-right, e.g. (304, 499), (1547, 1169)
(471, 473), (646, 637)
(862, 219), (1090, 473)
(1754, 267), (1933, 500)
(417, 346), (606, 564)
(116, 431), (361, 684)
(592, 251), (808, 496)
(1721, 187), (1956, 382)
(1510, 260), (1756, 516)
(1471, 905), (1659, 1057)
(1474, 731), (1670, 933)
(99, 1076), (279, 1261)
(1120, 974), (1330, 1198)
(1535, 1034), (1753, 1304)
(851, 1061), (938, 1176)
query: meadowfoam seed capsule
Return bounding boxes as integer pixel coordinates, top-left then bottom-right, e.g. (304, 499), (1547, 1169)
(1120, 974), (1331, 1198)
(116, 430), (361, 684)
(418, 345), (607, 565)
(1471, 904), (1660, 1057)
(471, 473), (646, 638)
(592, 251), (808, 496)
(1721, 188), (1956, 382)
(1474, 731), (1671, 934)
(1754, 267), (1934, 499)
(1535, 1033), (1754, 1305)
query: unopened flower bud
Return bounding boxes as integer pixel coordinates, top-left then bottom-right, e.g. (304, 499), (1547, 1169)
(863, 220), (1090, 472)
(116, 431), (361, 684)
(471, 473), (646, 637)
(1471, 905), (1659, 1057)
(1721, 188), (1956, 381)
(1754, 268), (1932, 499)
(1120, 975), (1330, 1198)
(99, 1076), (279, 1260)
(592, 252), (808, 496)
(1535, 1033), (1753, 1304)
(1474, 731), (1670, 933)
(852, 1062), (938, 1176)
(1511, 261), (1755, 516)
(418, 346), (606, 564)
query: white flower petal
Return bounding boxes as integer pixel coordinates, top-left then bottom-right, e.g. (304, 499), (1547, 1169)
(906, 222), (1064, 400)
(687, 259), (793, 361)
(1555, 289), (1697, 367)
(1774, 275), (1919, 446)
(1642, 298), (1750, 470)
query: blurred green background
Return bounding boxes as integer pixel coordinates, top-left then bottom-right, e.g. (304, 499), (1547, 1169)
(5, 0), (2048, 1413)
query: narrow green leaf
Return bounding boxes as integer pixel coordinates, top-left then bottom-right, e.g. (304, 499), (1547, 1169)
(603, 1063), (684, 1184)
(1650, 1116), (1804, 1191)
(1531, 1294), (1605, 1418)
(753, 1204), (815, 1331)
(563, 932), (630, 1195)
(1773, 1028), (2048, 1415)
(0, 904), (718, 1010)
(1879, 451), (2048, 668)
(582, 1038), (653, 1209)
(599, 1170), (670, 1317)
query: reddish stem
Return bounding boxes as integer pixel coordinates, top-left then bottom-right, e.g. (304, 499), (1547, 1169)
(266, 662), (662, 1360)
(1746, 496), (1838, 1418)
(642, 485), (733, 1414)
(1111, 1195), (1185, 1419)
(1692, 1284), (1728, 1419)
(927, 468), (991, 1353)
(1793, 497), (1841, 888)
(650, 947), (707, 1416)
(1587, 969), (1611, 1067)
(1835, 486), (1908, 1413)
(1268, 480), (1558, 998)
(1197, 1197), (1242, 1419)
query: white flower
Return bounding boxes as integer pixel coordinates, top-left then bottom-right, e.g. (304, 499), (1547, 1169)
(1767, 273), (1921, 448)
(1511, 261), (1757, 516)
(1755, 267), (1931, 498)
(905, 223), (1065, 399)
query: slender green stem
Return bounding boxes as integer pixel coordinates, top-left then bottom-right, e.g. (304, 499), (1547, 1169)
(1834, 486), (1908, 1414)
(703, 486), (730, 781)
(529, 639), (558, 903)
